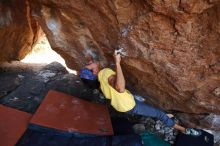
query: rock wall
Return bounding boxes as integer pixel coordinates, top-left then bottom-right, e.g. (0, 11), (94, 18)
(0, 0), (220, 129)
(0, 0), (40, 61)
(29, 0), (220, 109)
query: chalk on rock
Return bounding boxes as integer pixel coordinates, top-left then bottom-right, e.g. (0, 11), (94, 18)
(213, 87), (220, 97)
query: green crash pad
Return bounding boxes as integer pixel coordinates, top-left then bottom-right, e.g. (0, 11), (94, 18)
(141, 132), (171, 146)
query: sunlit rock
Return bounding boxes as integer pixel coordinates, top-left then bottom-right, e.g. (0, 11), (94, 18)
(0, 0), (40, 61)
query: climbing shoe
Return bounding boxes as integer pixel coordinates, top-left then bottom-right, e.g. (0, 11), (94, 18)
(185, 128), (202, 137)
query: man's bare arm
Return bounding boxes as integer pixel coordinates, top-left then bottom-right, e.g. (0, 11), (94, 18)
(115, 54), (125, 93)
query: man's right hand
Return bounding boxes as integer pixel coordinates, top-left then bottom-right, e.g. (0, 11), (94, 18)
(114, 50), (121, 65)
(113, 50), (125, 93)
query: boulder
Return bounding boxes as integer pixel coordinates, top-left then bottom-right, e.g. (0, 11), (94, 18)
(0, 0), (220, 129)
(29, 0), (220, 115)
(0, 0), (40, 62)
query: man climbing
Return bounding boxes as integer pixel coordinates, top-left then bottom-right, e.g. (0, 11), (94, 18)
(80, 50), (201, 136)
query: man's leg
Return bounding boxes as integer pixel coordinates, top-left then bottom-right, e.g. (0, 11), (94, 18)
(127, 99), (175, 127)
(127, 99), (201, 136)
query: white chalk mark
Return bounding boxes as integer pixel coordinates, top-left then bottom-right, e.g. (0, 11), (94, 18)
(47, 18), (59, 31)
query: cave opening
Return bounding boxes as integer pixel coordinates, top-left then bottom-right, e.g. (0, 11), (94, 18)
(21, 33), (77, 75)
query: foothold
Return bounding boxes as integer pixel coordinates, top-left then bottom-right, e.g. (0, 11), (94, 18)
(212, 87), (220, 97)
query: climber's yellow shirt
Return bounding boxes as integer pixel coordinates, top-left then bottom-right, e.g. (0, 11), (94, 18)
(98, 68), (136, 112)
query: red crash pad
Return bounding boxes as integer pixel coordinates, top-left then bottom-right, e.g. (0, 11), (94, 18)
(30, 90), (113, 135)
(0, 105), (32, 146)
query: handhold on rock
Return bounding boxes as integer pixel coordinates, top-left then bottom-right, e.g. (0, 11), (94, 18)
(212, 87), (220, 97)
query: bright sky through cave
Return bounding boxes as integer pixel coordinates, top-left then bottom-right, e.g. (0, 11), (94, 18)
(21, 35), (77, 75)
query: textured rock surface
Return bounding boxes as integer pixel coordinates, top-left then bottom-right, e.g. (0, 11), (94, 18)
(0, 0), (220, 129)
(0, 0), (40, 62)
(29, 0), (220, 114)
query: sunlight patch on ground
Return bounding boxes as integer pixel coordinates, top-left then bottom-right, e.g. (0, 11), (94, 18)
(21, 35), (77, 75)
